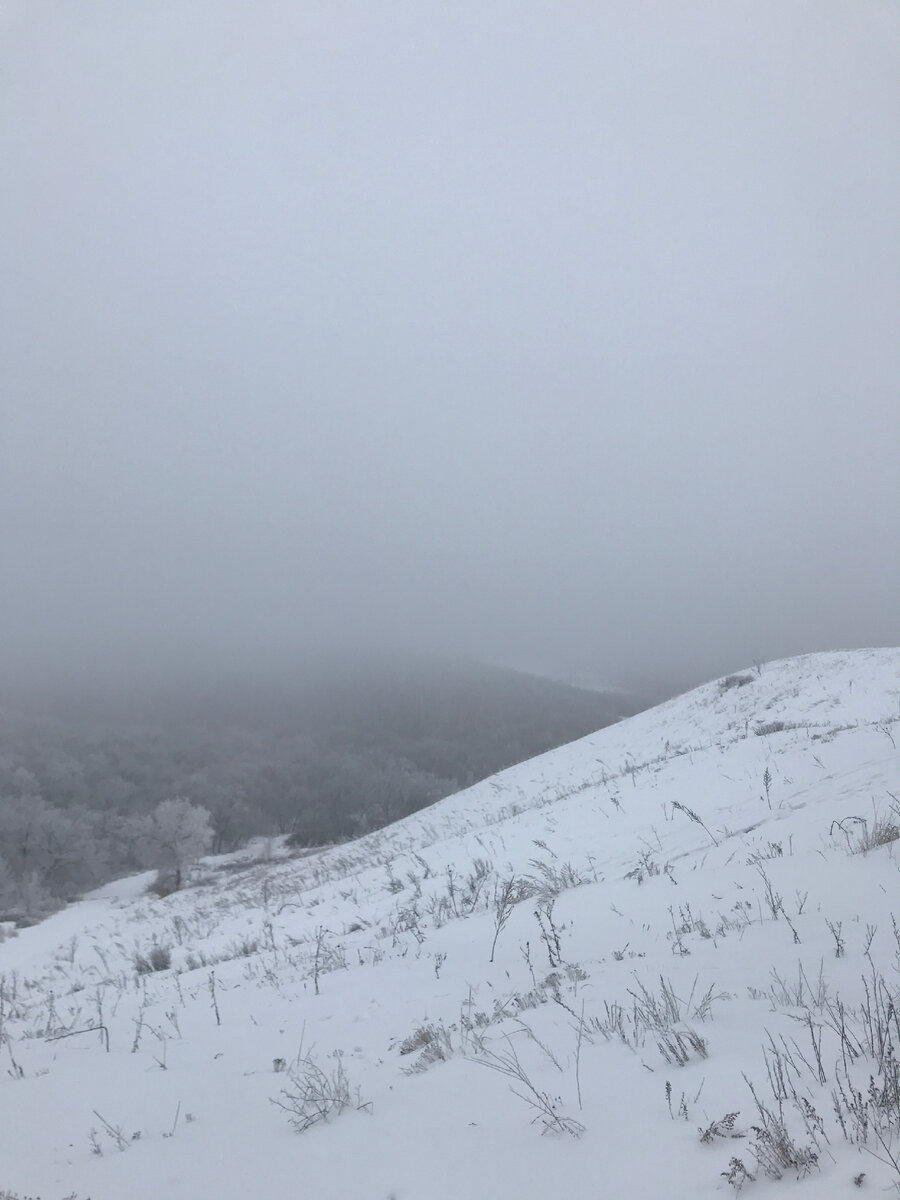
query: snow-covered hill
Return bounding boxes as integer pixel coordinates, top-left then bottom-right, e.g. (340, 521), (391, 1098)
(2, 649), (899, 1199)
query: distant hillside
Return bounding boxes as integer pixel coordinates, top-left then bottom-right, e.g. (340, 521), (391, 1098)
(0, 656), (645, 909)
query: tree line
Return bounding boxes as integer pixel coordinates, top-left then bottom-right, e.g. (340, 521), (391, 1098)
(0, 658), (640, 917)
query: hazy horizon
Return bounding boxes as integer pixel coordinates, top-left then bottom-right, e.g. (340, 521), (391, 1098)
(3, 0), (899, 703)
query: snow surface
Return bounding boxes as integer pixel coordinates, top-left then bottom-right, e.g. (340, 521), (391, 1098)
(2, 648), (899, 1199)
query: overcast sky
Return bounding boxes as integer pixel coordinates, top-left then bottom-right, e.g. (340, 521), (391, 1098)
(2, 0), (899, 697)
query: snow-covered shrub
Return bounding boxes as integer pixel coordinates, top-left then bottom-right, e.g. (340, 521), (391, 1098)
(134, 942), (173, 974)
(719, 673), (754, 691)
(272, 1050), (370, 1131)
(398, 1021), (454, 1073)
(854, 804), (900, 853)
(745, 1084), (820, 1180)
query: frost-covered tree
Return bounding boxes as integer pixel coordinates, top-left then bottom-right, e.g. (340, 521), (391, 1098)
(0, 794), (107, 910)
(136, 797), (213, 890)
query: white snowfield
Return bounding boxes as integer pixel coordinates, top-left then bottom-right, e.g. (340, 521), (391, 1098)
(2, 649), (899, 1200)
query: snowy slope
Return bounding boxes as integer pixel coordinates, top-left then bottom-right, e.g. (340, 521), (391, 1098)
(1, 649), (899, 1200)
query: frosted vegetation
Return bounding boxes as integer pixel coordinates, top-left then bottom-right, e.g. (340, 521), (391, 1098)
(0, 659), (636, 916)
(1, 649), (899, 1199)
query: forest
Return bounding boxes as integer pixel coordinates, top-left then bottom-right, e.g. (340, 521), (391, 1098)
(0, 657), (645, 916)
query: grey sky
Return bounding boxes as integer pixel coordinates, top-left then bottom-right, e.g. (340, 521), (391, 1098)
(2, 0), (899, 695)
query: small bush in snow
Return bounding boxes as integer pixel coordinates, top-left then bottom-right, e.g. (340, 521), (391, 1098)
(657, 1027), (709, 1067)
(855, 806), (900, 853)
(273, 1050), (370, 1132)
(746, 1096), (820, 1180)
(134, 942), (172, 974)
(398, 1022), (454, 1073)
(699, 1111), (743, 1144)
(719, 673), (754, 691)
(721, 1156), (754, 1192)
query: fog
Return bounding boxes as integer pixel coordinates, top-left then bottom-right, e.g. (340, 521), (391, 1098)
(2, 0), (899, 700)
